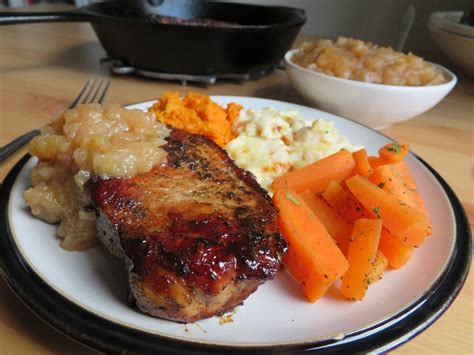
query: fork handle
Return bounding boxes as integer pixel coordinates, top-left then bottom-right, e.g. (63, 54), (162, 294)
(0, 129), (40, 162)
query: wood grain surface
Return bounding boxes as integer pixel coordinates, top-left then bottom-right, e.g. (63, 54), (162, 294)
(0, 6), (473, 355)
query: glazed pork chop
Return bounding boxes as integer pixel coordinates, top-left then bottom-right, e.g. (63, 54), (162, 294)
(88, 129), (286, 323)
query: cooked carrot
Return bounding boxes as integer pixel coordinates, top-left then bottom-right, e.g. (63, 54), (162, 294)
(345, 175), (431, 247)
(366, 250), (388, 284)
(341, 219), (382, 300)
(300, 190), (352, 256)
(378, 142), (410, 163)
(322, 180), (372, 224)
(320, 178), (414, 268)
(273, 188), (349, 302)
(389, 162), (428, 216)
(369, 163), (428, 214)
(350, 148), (373, 177)
(379, 229), (414, 268)
(368, 156), (384, 170)
(271, 149), (355, 194)
(391, 160), (416, 190)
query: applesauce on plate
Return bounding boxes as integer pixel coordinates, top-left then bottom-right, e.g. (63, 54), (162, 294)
(24, 103), (170, 250)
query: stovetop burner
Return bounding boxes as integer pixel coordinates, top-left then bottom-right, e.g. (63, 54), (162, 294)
(101, 58), (277, 85)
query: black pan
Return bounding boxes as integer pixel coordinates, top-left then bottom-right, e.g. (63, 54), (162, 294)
(0, 1), (306, 75)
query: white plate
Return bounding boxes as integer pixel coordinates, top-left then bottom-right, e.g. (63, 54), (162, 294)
(0, 97), (471, 353)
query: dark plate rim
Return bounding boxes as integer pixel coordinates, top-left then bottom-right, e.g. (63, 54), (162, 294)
(0, 150), (471, 354)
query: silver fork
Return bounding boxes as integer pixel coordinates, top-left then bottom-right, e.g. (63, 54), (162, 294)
(0, 78), (110, 163)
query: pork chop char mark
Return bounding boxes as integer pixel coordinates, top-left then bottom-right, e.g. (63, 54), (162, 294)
(88, 129), (287, 322)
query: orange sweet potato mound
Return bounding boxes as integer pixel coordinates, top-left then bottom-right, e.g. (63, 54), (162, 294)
(149, 92), (242, 147)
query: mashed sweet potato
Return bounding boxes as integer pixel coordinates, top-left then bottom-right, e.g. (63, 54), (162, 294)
(149, 92), (242, 147)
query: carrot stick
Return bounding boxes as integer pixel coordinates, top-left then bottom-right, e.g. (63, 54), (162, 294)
(378, 142), (410, 163)
(273, 188), (349, 302)
(345, 175), (431, 247)
(328, 169), (417, 267)
(369, 163), (428, 214)
(366, 250), (388, 284)
(389, 162), (428, 215)
(271, 149), (355, 194)
(391, 161), (416, 190)
(350, 148), (373, 177)
(300, 190), (353, 256)
(368, 156), (384, 170)
(379, 229), (414, 268)
(322, 180), (372, 224)
(341, 219), (382, 300)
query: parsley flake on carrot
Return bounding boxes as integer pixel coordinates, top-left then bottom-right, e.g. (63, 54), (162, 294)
(285, 191), (301, 206)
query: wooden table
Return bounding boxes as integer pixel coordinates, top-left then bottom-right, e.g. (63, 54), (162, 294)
(0, 13), (473, 355)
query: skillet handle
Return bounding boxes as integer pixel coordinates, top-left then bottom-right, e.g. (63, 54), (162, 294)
(0, 10), (91, 25)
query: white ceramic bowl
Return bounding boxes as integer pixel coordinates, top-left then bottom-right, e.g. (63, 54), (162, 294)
(428, 11), (474, 78)
(284, 49), (457, 129)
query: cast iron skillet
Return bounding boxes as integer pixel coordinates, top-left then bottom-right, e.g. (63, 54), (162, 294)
(0, 1), (306, 75)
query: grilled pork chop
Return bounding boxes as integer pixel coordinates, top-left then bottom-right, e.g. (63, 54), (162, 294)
(88, 129), (286, 323)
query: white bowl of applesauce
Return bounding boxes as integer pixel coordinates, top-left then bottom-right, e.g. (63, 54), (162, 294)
(284, 38), (457, 129)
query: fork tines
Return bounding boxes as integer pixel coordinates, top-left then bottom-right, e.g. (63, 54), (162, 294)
(69, 78), (110, 109)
